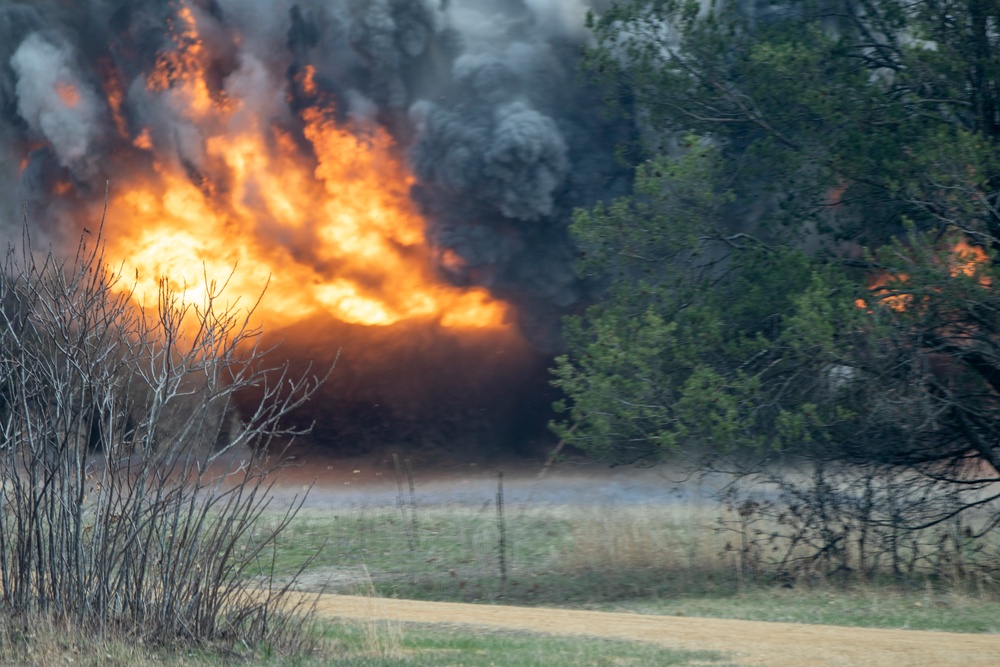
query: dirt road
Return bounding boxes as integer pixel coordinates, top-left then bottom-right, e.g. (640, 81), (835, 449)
(308, 593), (1000, 667)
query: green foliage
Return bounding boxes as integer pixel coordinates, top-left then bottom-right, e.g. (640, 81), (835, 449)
(583, 0), (1000, 244)
(570, 141), (730, 279)
(555, 0), (1000, 491)
(553, 245), (861, 463)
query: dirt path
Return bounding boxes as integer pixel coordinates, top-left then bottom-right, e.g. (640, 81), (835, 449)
(306, 593), (1000, 667)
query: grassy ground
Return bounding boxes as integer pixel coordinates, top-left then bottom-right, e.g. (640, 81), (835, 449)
(312, 622), (734, 667)
(0, 616), (733, 667)
(258, 503), (1000, 634)
(7, 490), (998, 665)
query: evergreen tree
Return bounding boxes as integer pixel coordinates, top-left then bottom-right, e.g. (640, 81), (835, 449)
(554, 0), (1000, 523)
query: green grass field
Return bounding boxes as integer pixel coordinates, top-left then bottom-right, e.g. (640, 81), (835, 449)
(259, 502), (1000, 635)
(5, 486), (999, 665)
(0, 609), (733, 667)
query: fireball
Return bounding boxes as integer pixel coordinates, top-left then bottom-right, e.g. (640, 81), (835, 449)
(87, 4), (508, 331)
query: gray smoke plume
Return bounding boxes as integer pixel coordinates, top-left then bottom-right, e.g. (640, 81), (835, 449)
(411, 93), (568, 222)
(0, 0), (632, 347)
(400, 2), (632, 344)
(346, 0), (452, 110)
(11, 33), (105, 180)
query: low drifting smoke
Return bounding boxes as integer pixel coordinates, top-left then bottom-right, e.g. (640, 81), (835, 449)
(0, 0), (631, 452)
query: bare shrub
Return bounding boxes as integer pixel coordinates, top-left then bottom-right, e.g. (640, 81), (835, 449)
(0, 226), (326, 652)
(714, 458), (1000, 587)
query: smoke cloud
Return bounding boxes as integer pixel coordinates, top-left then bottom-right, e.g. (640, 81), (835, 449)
(11, 33), (105, 179)
(0, 0), (632, 451)
(2, 0), (631, 342)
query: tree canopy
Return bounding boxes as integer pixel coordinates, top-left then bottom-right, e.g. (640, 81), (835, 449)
(553, 0), (1000, 523)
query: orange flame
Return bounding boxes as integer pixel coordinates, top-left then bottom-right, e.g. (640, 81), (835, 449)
(299, 65), (319, 96)
(97, 57), (128, 138)
(855, 272), (911, 312)
(856, 238), (991, 311)
(132, 129), (153, 150)
(949, 239), (992, 286)
(99, 3), (507, 331)
(144, 6), (224, 118)
(55, 82), (79, 108)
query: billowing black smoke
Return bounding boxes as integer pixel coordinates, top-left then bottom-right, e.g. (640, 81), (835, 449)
(284, 0), (633, 346)
(0, 0), (631, 454)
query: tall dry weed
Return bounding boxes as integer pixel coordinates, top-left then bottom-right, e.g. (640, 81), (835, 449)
(352, 565), (404, 659)
(561, 505), (726, 573)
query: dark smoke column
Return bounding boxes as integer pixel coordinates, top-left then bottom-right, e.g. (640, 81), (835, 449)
(290, 0), (632, 349)
(0, 0), (633, 457)
(278, 0), (635, 457)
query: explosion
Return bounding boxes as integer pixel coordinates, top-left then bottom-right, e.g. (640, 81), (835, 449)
(3, 0), (628, 345)
(97, 7), (508, 330)
(1, 0), (627, 454)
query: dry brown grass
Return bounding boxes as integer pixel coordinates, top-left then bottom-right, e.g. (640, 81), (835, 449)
(0, 615), (160, 666)
(352, 565), (405, 659)
(558, 504), (729, 574)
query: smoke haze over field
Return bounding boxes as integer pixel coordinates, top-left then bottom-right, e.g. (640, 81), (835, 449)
(0, 0), (631, 454)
